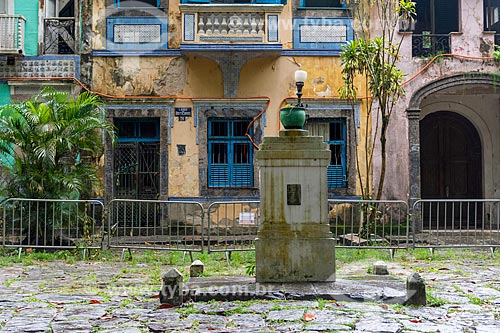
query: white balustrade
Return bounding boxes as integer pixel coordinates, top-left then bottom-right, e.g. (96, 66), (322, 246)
(0, 15), (26, 55)
(197, 12), (265, 38)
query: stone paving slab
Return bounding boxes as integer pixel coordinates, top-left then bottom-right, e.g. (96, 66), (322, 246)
(185, 277), (407, 303)
(0, 257), (499, 332)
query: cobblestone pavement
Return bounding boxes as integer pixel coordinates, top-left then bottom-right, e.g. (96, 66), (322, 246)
(0, 255), (499, 333)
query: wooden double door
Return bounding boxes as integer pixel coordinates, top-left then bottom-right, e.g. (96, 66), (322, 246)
(420, 112), (483, 227)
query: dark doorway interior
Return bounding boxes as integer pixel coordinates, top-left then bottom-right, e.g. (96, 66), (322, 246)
(114, 118), (161, 200)
(420, 111), (483, 227)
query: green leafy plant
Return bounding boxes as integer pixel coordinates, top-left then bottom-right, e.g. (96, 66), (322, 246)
(0, 87), (116, 199)
(340, 0), (416, 201)
(493, 45), (500, 62)
(245, 263), (256, 276)
(0, 88), (116, 245)
(426, 293), (446, 307)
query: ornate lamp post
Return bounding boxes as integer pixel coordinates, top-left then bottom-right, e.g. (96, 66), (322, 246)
(279, 70), (308, 129)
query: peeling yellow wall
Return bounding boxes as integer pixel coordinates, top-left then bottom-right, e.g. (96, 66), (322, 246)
(238, 57), (291, 135)
(91, 0), (368, 198)
(169, 101), (199, 197)
(239, 56), (369, 196)
(182, 57), (224, 98)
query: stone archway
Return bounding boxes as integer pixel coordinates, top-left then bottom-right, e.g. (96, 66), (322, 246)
(406, 73), (498, 203)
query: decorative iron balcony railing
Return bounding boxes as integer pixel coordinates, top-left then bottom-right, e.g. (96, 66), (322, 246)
(180, 4), (283, 44)
(44, 18), (76, 54)
(412, 33), (450, 58)
(0, 15), (26, 55)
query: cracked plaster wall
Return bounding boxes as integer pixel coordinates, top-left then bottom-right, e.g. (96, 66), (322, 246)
(92, 57), (189, 96)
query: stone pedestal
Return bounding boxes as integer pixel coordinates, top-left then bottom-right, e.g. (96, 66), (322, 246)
(255, 130), (336, 282)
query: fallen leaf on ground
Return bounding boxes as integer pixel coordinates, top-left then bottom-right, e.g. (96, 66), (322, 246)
(410, 319), (422, 323)
(15, 307), (29, 313)
(98, 315), (114, 320)
(150, 295), (160, 299)
(120, 292), (128, 297)
(89, 299), (101, 304)
(158, 303), (175, 309)
(303, 313), (316, 322)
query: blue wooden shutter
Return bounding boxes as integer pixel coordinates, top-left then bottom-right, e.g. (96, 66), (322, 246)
(232, 141), (253, 187)
(328, 165), (346, 188)
(208, 141), (229, 187)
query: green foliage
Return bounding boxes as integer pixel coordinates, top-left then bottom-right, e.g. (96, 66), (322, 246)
(426, 293), (446, 307)
(494, 46), (500, 62)
(0, 87), (116, 199)
(245, 263), (256, 276)
(175, 303), (200, 317)
(340, 0), (416, 200)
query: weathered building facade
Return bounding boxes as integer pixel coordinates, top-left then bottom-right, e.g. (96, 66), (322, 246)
(383, 0), (500, 203)
(87, 0), (367, 202)
(2, 0), (497, 204)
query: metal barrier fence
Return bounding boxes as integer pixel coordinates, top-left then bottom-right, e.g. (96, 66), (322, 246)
(2, 198), (104, 250)
(107, 199), (204, 254)
(328, 199), (411, 251)
(207, 201), (261, 254)
(2, 197), (499, 256)
(412, 199), (500, 252)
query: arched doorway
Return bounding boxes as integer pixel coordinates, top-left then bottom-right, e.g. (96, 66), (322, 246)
(420, 111), (482, 200)
(420, 111), (483, 228)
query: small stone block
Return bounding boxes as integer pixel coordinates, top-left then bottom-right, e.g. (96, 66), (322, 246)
(405, 272), (426, 306)
(160, 268), (183, 306)
(190, 260), (204, 277)
(373, 261), (389, 275)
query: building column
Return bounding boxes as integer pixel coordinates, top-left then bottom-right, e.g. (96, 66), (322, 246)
(407, 107), (421, 231)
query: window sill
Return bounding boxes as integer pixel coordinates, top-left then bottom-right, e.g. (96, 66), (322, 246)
(114, 6), (164, 10)
(297, 7), (347, 10)
(179, 3), (284, 12)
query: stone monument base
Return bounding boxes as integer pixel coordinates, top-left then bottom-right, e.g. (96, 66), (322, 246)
(256, 224), (336, 282)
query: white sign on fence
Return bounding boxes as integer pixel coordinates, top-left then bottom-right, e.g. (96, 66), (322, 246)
(239, 212), (255, 225)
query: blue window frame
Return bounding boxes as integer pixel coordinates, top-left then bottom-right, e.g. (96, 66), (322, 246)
(106, 16), (168, 51)
(293, 17), (354, 51)
(300, 0), (345, 7)
(114, 0), (160, 7)
(115, 118), (160, 142)
(180, 0), (285, 4)
(306, 118), (347, 188)
(208, 119), (253, 188)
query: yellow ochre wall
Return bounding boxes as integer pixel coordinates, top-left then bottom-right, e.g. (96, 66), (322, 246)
(91, 1), (369, 198)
